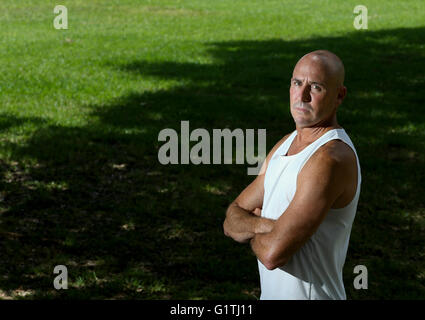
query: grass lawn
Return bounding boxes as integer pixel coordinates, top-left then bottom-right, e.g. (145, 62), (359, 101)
(0, 0), (424, 299)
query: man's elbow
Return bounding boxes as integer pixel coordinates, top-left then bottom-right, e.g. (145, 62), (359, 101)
(262, 249), (289, 271)
(223, 202), (237, 237)
(223, 214), (238, 240)
(223, 220), (231, 238)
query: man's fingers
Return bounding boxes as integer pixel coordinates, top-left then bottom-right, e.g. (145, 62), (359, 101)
(252, 208), (262, 216)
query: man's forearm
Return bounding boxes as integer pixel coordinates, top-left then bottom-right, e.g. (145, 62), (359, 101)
(223, 203), (275, 243)
(250, 232), (274, 269)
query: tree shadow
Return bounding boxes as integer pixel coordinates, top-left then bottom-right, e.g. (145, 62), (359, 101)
(0, 26), (424, 299)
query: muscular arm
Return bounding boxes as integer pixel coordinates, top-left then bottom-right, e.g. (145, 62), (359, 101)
(223, 134), (291, 243)
(223, 181), (274, 243)
(251, 141), (357, 270)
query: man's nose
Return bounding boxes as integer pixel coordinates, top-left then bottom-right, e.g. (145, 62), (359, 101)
(301, 85), (311, 102)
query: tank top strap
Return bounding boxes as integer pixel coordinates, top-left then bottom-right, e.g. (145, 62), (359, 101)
(298, 129), (355, 171)
(303, 129), (356, 156)
(299, 129), (361, 193)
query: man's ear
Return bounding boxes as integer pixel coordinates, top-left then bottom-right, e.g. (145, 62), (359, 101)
(336, 86), (347, 107)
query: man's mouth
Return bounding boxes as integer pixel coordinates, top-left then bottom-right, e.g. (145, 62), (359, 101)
(293, 102), (311, 112)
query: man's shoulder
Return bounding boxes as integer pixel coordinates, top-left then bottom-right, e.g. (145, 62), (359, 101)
(316, 139), (356, 163)
(307, 139), (357, 177)
(297, 139), (358, 206)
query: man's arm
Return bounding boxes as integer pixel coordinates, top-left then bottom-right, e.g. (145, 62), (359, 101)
(250, 141), (357, 270)
(223, 181), (273, 243)
(223, 134), (291, 243)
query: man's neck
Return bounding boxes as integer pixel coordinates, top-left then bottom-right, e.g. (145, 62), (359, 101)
(295, 117), (341, 145)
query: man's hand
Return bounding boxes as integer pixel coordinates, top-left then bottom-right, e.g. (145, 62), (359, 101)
(252, 208), (262, 216)
(251, 208), (276, 233)
(223, 204), (275, 243)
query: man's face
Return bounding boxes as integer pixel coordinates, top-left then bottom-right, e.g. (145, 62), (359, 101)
(289, 55), (342, 128)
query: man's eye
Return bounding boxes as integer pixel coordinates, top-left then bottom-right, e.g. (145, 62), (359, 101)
(312, 84), (322, 91)
(292, 80), (301, 86)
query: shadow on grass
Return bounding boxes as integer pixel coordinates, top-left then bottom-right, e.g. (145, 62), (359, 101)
(0, 27), (424, 299)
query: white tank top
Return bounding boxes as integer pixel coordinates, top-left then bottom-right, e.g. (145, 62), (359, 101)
(258, 128), (361, 300)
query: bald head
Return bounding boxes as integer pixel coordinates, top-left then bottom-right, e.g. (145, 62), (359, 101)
(296, 50), (345, 87)
(289, 50), (347, 128)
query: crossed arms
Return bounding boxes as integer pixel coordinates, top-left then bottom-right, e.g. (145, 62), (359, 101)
(223, 136), (357, 270)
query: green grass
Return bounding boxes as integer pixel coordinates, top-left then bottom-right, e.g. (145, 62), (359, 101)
(0, 0), (424, 299)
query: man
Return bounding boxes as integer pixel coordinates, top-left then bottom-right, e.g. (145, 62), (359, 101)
(223, 50), (361, 300)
